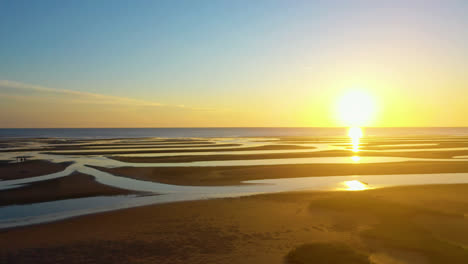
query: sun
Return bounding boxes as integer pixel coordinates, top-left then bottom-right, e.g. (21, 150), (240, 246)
(336, 90), (377, 127)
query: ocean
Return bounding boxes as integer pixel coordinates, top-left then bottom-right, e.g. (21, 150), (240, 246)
(0, 127), (467, 139)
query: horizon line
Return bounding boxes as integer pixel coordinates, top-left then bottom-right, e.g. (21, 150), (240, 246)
(1, 127), (468, 129)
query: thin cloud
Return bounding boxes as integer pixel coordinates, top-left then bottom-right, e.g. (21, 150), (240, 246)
(0, 80), (221, 111)
(0, 80), (165, 107)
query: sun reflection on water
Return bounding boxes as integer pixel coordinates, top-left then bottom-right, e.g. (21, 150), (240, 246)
(343, 180), (368, 191)
(348, 127), (363, 152)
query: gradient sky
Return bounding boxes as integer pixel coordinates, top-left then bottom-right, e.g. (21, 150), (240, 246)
(1, 0), (467, 127)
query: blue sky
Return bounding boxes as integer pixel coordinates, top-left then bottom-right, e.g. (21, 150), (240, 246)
(2, 1), (312, 99)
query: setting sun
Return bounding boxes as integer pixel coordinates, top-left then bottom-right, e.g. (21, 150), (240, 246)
(337, 90), (377, 127)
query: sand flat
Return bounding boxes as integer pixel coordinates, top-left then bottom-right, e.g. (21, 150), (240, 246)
(108, 148), (468, 163)
(0, 160), (71, 181)
(2, 184), (468, 263)
(0, 172), (137, 207)
(2, 136), (468, 263)
(41, 144), (316, 155)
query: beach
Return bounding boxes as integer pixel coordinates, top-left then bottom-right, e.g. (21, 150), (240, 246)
(1, 133), (468, 263)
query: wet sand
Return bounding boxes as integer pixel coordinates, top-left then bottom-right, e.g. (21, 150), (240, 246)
(0, 160), (72, 181)
(360, 142), (468, 150)
(0, 172), (137, 207)
(41, 144), (317, 155)
(2, 136), (468, 263)
(2, 184), (468, 263)
(94, 160), (468, 186)
(0, 143), (242, 153)
(108, 148), (468, 163)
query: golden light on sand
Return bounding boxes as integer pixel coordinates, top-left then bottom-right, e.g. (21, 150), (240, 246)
(348, 127), (363, 152)
(337, 90), (376, 127)
(351, 156), (361, 162)
(343, 180), (368, 191)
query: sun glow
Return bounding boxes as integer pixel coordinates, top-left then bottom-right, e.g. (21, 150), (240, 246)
(337, 90), (376, 127)
(337, 89), (376, 153)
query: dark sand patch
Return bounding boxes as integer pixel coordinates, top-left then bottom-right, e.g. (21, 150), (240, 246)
(307, 185), (468, 263)
(2, 185), (468, 263)
(0, 143), (241, 153)
(41, 144), (316, 155)
(46, 143), (240, 151)
(0, 160), (72, 181)
(94, 160), (468, 186)
(0, 172), (136, 207)
(377, 149), (468, 158)
(108, 148), (468, 163)
(43, 138), (212, 144)
(360, 142), (468, 150)
(285, 242), (371, 264)
(77, 142), (217, 148)
(336, 139), (468, 146)
(60, 140), (217, 145)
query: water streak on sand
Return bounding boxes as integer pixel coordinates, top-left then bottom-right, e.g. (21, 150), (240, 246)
(2, 136), (468, 228)
(2, 167), (468, 228)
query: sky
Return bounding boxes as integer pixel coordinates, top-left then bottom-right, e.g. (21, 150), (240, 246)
(1, 0), (467, 127)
